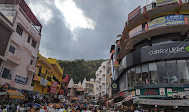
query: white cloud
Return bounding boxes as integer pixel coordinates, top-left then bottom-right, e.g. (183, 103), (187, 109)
(55, 0), (95, 31)
(28, 3), (53, 24)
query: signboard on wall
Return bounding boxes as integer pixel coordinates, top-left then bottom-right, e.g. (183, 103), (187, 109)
(128, 6), (141, 21)
(156, 0), (178, 6)
(148, 15), (185, 30)
(129, 25), (142, 38)
(40, 78), (47, 87)
(15, 75), (27, 85)
(50, 81), (58, 94)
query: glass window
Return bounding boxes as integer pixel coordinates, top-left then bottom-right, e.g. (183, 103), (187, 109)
(119, 75), (125, 91)
(1, 68), (11, 80)
(30, 59), (33, 65)
(167, 60), (179, 83)
(142, 64), (149, 84)
(136, 66), (142, 85)
(9, 45), (15, 54)
(127, 70), (131, 87)
(131, 68), (136, 86)
(16, 25), (23, 36)
(157, 62), (168, 83)
(178, 60), (189, 83)
(27, 36), (31, 43)
(125, 72), (128, 90)
(32, 40), (37, 48)
(149, 63), (158, 84)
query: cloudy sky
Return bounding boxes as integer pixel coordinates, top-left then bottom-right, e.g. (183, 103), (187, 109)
(25, 0), (153, 60)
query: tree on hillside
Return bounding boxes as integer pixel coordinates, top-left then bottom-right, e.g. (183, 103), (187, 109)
(58, 59), (106, 83)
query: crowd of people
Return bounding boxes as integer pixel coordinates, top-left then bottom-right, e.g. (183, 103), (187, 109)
(0, 103), (140, 112)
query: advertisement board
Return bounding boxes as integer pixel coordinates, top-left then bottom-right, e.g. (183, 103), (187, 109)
(148, 15), (185, 30)
(139, 88), (166, 97)
(129, 24), (142, 38)
(40, 78), (47, 87)
(50, 81), (58, 94)
(15, 75), (27, 85)
(156, 0), (178, 6)
(128, 6), (141, 21)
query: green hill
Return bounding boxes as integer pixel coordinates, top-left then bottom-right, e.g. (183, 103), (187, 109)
(58, 59), (106, 83)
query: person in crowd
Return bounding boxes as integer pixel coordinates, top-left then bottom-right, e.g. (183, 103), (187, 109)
(17, 104), (20, 112)
(19, 104), (25, 112)
(39, 106), (44, 112)
(67, 107), (71, 112)
(0, 105), (2, 112)
(2, 105), (7, 112)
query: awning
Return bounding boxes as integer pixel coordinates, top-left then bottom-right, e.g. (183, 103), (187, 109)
(6, 90), (25, 99)
(134, 98), (189, 107)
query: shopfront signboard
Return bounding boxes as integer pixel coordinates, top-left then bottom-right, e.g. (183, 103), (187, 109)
(128, 6), (141, 21)
(159, 88), (165, 95)
(136, 89), (140, 96)
(139, 88), (166, 97)
(167, 88), (173, 97)
(156, 0), (178, 6)
(136, 99), (189, 106)
(148, 15), (185, 30)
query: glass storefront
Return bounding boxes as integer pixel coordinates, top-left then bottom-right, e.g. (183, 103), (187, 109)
(124, 60), (189, 88)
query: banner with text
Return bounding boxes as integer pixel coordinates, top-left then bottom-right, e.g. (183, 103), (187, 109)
(156, 0), (178, 6)
(148, 15), (185, 30)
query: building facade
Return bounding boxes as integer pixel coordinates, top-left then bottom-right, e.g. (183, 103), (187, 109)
(0, 0), (42, 92)
(113, 0), (189, 111)
(95, 60), (112, 101)
(33, 54), (53, 95)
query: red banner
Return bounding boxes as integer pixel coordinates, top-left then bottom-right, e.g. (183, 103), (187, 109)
(128, 6), (141, 21)
(50, 81), (58, 94)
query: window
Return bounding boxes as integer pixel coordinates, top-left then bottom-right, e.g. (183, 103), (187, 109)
(30, 59), (33, 65)
(142, 64), (149, 84)
(149, 63), (158, 84)
(27, 36), (31, 43)
(136, 66), (142, 85)
(130, 68), (136, 86)
(9, 45), (15, 54)
(16, 25), (23, 36)
(31, 40), (37, 48)
(178, 60), (189, 83)
(1, 68), (11, 80)
(127, 70), (131, 87)
(167, 60), (179, 83)
(157, 62), (168, 83)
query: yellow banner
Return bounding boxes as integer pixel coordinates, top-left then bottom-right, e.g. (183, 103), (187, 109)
(156, 0), (178, 6)
(148, 16), (166, 30)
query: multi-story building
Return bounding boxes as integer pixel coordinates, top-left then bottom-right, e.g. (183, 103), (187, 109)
(33, 54), (53, 95)
(47, 58), (64, 95)
(67, 78), (85, 103)
(113, 0), (189, 111)
(82, 78), (96, 102)
(95, 60), (112, 102)
(0, 12), (14, 70)
(0, 0), (42, 92)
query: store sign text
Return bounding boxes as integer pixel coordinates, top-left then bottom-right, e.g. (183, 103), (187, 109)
(149, 47), (185, 55)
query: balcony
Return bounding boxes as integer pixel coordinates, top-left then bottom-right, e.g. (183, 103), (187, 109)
(125, 2), (189, 31)
(119, 19), (189, 59)
(6, 52), (21, 65)
(27, 65), (37, 74)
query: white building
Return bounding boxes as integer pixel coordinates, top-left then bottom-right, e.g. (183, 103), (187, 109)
(0, 0), (42, 91)
(95, 60), (112, 101)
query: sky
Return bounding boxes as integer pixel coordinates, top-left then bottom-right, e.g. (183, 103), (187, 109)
(25, 0), (153, 60)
